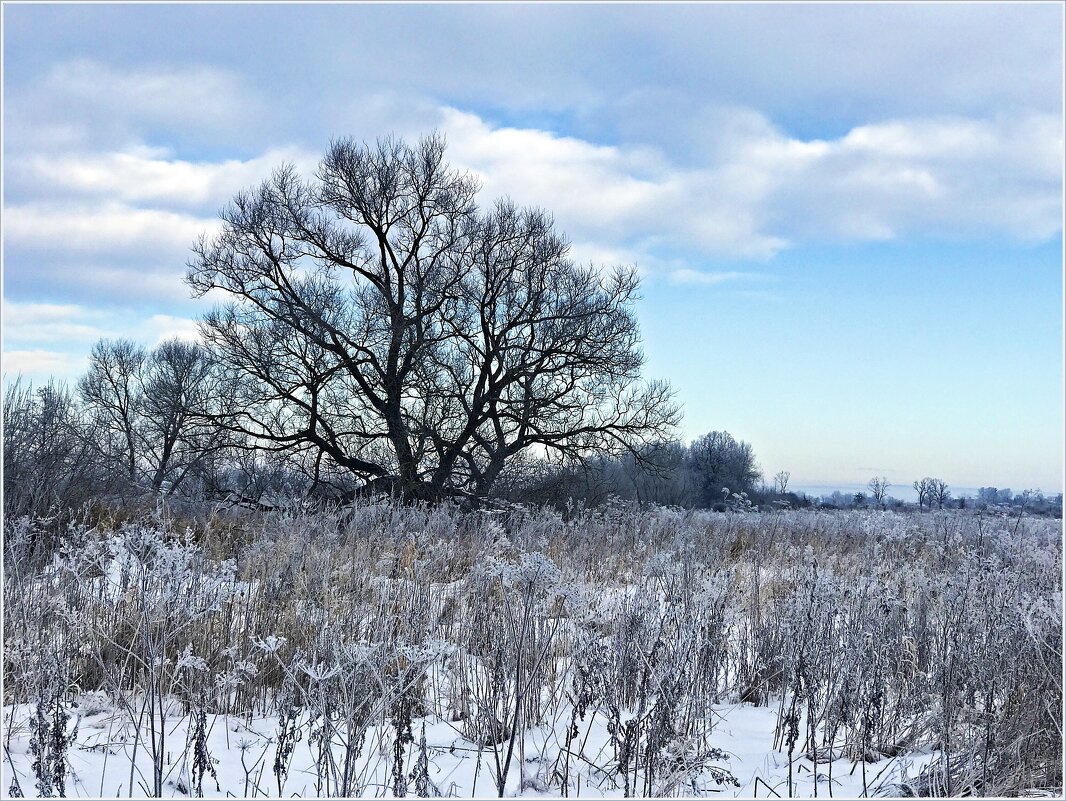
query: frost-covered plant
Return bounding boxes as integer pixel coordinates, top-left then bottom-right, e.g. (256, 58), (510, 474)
(4, 502), (1062, 798)
(188, 701), (218, 797)
(27, 663), (77, 798)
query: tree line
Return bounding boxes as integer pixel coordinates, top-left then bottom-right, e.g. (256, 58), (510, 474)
(3, 355), (770, 518)
(811, 479), (1061, 516)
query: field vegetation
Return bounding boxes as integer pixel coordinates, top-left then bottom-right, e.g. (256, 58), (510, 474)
(3, 500), (1061, 798)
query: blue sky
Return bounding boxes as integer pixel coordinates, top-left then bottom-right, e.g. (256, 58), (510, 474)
(2, 3), (1063, 493)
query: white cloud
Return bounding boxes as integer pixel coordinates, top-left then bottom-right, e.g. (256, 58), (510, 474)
(436, 107), (788, 259)
(3, 97), (1060, 332)
(841, 118), (993, 160)
(566, 242), (646, 272)
(142, 314), (201, 345)
(38, 60), (260, 141)
(771, 113), (1064, 242)
(2, 300), (200, 347)
(2, 350), (84, 382)
(1, 301), (111, 344)
(73, 267), (193, 303)
(1, 300), (203, 384)
(429, 106), (1062, 260)
(441, 108), (671, 227)
(4, 203), (216, 253)
(13, 146), (319, 209)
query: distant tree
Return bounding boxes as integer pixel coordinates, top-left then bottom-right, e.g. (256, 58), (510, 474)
(2, 380), (103, 520)
(685, 431), (761, 507)
(611, 440), (695, 507)
(1015, 488), (1043, 511)
(913, 477), (935, 510)
(78, 338), (146, 483)
(773, 470), (790, 495)
(929, 478), (950, 509)
(139, 339), (225, 493)
(867, 476), (890, 508)
(977, 486), (1000, 507)
(818, 490), (850, 509)
(853, 492), (866, 506)
(76, 336), (228, 495)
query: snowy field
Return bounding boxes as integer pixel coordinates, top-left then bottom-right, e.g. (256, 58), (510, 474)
(3, 695), (942, 798)
(3, 502), (1061, 798)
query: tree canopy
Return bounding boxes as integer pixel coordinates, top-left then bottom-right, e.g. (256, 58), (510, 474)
(187, 133), (679, 501)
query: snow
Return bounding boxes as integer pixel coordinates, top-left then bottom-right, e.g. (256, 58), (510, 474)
(3, 695), (940, 798)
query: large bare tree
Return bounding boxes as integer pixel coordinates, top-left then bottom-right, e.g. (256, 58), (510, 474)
(187, 134), (678, 501)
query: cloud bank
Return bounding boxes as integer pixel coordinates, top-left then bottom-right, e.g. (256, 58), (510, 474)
(3, 53), (1062, 385)
(7, 63), (1061, 270)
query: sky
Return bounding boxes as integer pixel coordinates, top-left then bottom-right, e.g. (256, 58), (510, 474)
(2, 3), (1063, 494)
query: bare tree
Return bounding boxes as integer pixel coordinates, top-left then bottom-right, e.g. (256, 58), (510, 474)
(913, 477), (936, 510)
(139, 339), (226, 493)
(686, 431), (761, 507)
(868, 476), (890, 508)
(2, 380), (103, 521)
(773, 470), (790, 495)
(929, 477), (951, 509)
(75, 337), (230, 496)
(187, 133), (678, 501)
(78, 339), (146, 483)
(603, 441), (695, 507)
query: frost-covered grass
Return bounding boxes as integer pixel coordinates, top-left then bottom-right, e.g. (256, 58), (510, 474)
(3, 502), (1061, 798)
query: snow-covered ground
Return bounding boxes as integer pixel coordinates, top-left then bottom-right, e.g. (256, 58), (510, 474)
(3, 695), (940, 798)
